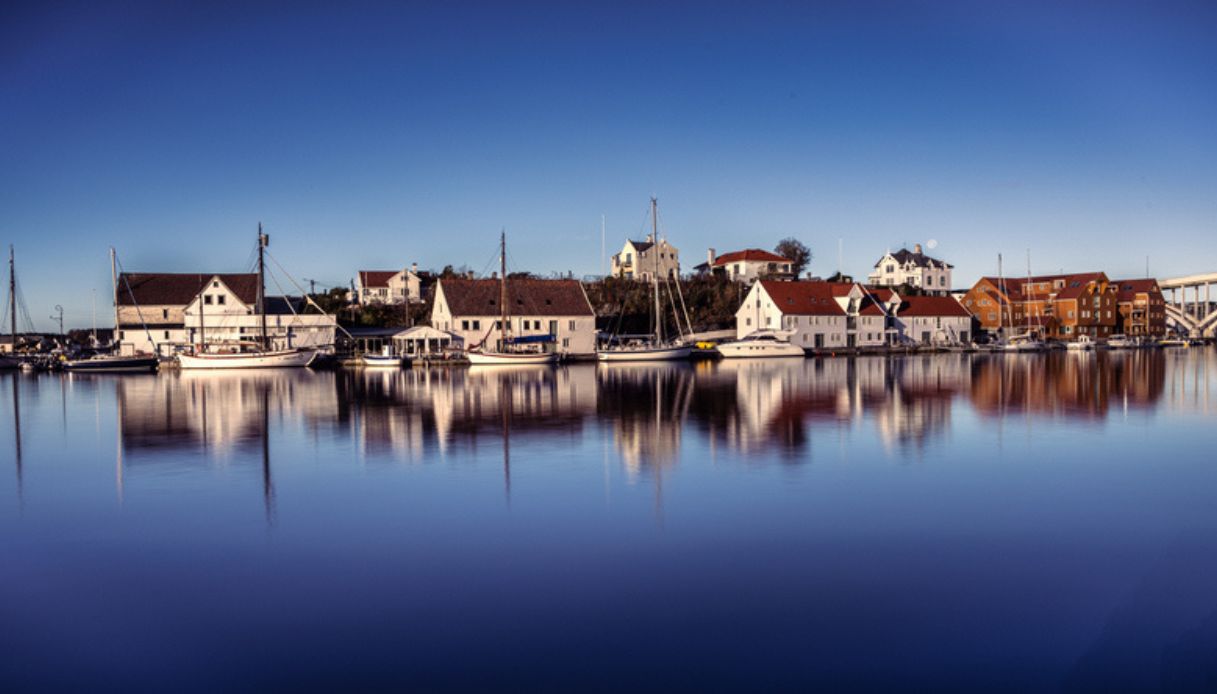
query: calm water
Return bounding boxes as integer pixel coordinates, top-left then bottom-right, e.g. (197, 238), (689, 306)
(3, 351), (1217, 692)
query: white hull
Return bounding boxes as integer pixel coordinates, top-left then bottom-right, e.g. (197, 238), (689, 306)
(597, 345), (693, 362)
(1066, 343), (1094, 351)
(361, 355), (404, 368)
(715, 341), (805, 359)
(178, 348), (317, 369)
(466, 351), (559, 366)
(1002, 342), (1045, 352)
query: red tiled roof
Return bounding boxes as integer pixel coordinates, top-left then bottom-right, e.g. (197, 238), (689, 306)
(713, 249), (791, 266)
(758, 281), (846, 316)
(438, 278), (593, 317)
(116, 273), (258, 306)
(1112, 278), (1161, 302)
(897, 295), (970, 317)
(359, 270), (400, 288)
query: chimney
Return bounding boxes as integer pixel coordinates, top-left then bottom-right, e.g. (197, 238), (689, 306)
(707, 247), (716, 266)
(914, 243), (922, 254)
(411, 262), (418, 274)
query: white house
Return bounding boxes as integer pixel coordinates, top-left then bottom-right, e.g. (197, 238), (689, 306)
(830, 283), (899, 348)
(356, 266), (422, 305)
(700, 248), (794, 283)
(890, 295), (972, 345)
(867, 244), (953, 295)
(735, 280), (848, 350)
(431, 277), (597, 357)
(115, 273), (336, 356)
(610, 236), (680, 281)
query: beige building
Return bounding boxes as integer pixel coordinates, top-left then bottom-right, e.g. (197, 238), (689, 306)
(115, 273), (336, 356)
(610, 237), (680, 281)
(431, 277), (597, 357)
(355, 266), (423, 305)
(867, 244), (953, 295)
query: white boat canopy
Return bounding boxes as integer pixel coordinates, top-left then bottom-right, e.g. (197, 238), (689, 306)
(391, 326), (462, 356)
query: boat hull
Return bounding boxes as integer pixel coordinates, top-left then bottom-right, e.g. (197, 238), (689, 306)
(178, 349), (317, 369)
(715, 342), (805, 359)
(596, 345), (693, 362)
(63, 356), (159, 373)
(466, 351), (559, 366)
(361, 355), (404, 368)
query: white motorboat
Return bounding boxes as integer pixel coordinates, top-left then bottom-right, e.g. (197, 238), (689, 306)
(715, 330), (804, 359)
(1107, 334), (1134, 349)
(178, 346), (317, 369)
(1066, 334), (1104, 351)
(1002, 333), (1046, 352)
(361, 346), (406, 368)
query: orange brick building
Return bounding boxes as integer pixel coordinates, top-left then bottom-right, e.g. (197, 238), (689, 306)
(1112, 278), (1166, 337)
(961, 272), (1118, 341)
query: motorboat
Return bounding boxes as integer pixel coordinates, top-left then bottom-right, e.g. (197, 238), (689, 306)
(468, 350), (559, 365)
(715, 331), (804, 359)
(1107, 334), (1134, 349)
(361, 346), (406, 368)
(1066, 335), (1101, 351)
(1002, 333), (1046, 352)
(63, 353), (159, 373)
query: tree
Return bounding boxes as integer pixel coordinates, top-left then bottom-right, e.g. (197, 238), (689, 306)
(775, 238), (812, 277)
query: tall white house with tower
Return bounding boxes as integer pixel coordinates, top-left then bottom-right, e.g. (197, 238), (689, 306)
(867, 243), (953, 295)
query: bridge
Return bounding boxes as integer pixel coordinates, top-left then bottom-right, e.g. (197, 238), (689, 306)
(1161, 273), (1217, 337)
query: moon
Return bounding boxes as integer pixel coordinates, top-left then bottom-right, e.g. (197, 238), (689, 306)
(926, 239), (939, 250)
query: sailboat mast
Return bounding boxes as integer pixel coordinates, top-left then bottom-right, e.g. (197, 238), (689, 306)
(258, 224), (268, 350)
(9, 245), (16, 343)
(198, 273), (205, 349)
(998, 253), (1005, 334)
(499, 230), (508, 351)
(651, 197), (663, 344)
(109, 247), (118, 347)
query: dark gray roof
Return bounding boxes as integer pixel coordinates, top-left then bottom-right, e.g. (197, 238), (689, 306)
(876, 248), (952, 269)
(629, 240), (655, 252)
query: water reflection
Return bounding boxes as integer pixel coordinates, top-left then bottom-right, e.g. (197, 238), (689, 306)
(102, 350), (1199, 479)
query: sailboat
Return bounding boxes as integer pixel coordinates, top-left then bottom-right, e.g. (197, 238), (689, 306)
(1, 246), (20, 370)
(178, 226), (318, 369)
(465, 232), (559, 366)
(63, 248), (160, 373)
(1002, 251), (1046, 352)
(597, 198), (693, 363)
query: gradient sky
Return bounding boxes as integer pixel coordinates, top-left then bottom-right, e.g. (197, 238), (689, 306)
(3, 0), (1216, 329)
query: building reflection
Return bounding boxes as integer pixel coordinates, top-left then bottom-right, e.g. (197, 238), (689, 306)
(108, 352), (1176, 489)
(969, 351), (1165, 419)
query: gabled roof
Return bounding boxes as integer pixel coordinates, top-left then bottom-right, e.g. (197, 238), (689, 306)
(627, 240), (655, 252)
(438, 278), (594, 317)
(758, 281), (846, 316)
(1112, 278), (1162, 302)
(359, 270), (406, 288)
(117, 273), (257, 306)
(713, 249), (790, 266)
(876, 248), (952, 269)
(897, 295), (970, 318)
(976, 272), (1108, 302)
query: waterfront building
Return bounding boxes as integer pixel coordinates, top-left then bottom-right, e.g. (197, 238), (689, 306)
(890, 295), (972, 345)
(735, 280), (848, 350)
(830, 283), (894, 348)
(355, 266), (423, 305)
(1113, 278), (1167, 337)
(115, 273), (337, 356)
(609, 237), (680, 281)
(430, 277), (596, 357)
(867, 244), (954, 295)
(695, 248), (795, 283)
(961, 272), (1117, 340)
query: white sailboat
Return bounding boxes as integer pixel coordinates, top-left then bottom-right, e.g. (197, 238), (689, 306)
(598, 198), (693, 363)
(465, 232), (559, 366)
(178, 226), (319, 370)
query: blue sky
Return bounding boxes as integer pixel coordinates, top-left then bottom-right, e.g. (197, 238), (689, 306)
(3, 1), (1215, 329)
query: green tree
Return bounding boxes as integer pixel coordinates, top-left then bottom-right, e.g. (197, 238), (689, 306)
(775, 238), (813, 277)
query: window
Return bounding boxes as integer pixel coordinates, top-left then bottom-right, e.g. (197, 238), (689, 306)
(987, 312), (995, 321)
(562, 338), (569, 348)
(162, 309), (169, 319)
(461, 320), (470, 330)
(472, 320), (480, 330)
(163, 331), (169, 340)
(568, 320), (576, 331)
(212, 281), (219, 288)
(204, 295), (213, 305)
(217, 295), (226, 305)
(745, 318), (752, 326)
